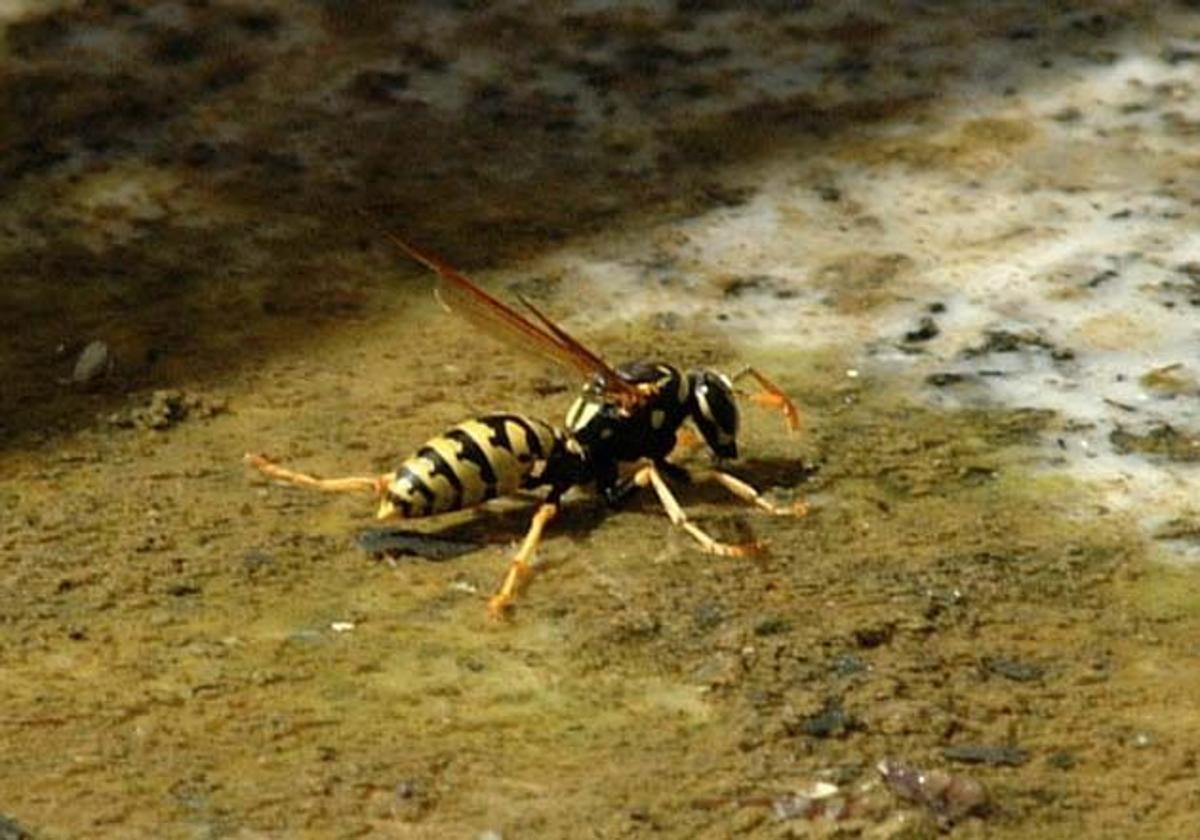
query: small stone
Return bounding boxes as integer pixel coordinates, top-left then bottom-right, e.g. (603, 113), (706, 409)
(943, 744), (1028, 766)
(982, 656), (1045, 682)
(852, 623), (894, 648)
(829, 653), (868, 677)
(692, 601), (723, 630)
(878, 759), (989, 825)
(0, 812), (37, 840)
(753, 616), (790, 636)
(1047, 750), (1077, 770)
(926, 372), (971, 387)
(72, 340), (111, 384)
(794, 698), (860, 738)
(904, 315), (940, 343)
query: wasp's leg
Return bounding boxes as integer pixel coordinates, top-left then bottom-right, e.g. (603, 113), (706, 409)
(603, 476), (640, 508)
(605, 460), (690, 508)
(699, 469), (809, 517)
(732, 366), (802, 433)
(488, 502), (558, 618)
(632, 463), (763, 557)
(244, 453), (390, 496)
(657, 460), (693, 485)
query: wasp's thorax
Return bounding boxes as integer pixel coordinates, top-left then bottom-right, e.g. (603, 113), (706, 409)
(564, 362), (741, 467)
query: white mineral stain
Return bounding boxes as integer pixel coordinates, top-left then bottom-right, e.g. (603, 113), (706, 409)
(522, 11), (1200, 561)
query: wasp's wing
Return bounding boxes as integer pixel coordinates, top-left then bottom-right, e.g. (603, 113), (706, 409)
(386, 234), (642, 407)
(514, 294), (632, 389)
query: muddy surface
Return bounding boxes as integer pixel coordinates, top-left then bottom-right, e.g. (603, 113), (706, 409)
(3, 2), (1200, 838)
(4, 325), (1198, 839)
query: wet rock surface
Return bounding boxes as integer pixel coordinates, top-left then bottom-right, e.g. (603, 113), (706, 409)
(2, 2), (1200, 839)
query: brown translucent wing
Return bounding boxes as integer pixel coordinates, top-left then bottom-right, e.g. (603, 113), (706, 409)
(385, 233), (643, 407)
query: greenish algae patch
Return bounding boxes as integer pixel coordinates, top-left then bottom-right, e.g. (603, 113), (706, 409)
(840, 115), (1037, 172)
(1139, 363), (1200, 398)
(810, 251), (918, 314)
(1111, 423), (1200, 463)
(1123, 562), (1200, 622)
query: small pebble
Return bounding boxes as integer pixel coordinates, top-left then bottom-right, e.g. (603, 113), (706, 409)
(878, 758), (989, 824)
(72, 340), (111, 384)
(904, 315), (940, 343)
(982, 656), (1045, 682)
(942, 744), (1028, 766)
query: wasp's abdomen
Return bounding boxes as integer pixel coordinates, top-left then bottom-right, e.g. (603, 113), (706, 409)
(383, 414), (558, 518)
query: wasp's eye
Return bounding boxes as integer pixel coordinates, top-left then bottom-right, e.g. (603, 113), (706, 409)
(689, 369), (740, 459)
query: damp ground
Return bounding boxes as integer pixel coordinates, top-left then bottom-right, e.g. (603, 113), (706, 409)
(3, 2), (1200, 838)
(4, 317), (1198, 839)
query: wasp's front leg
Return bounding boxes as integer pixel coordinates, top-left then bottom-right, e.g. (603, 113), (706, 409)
(698, 469), (809, 517)
(733, 366), (802, 433)
(605, 460), (691, 508)
(632, 462), (763, 557)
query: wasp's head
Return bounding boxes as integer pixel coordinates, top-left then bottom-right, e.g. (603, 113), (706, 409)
(688, 369), (740, 460)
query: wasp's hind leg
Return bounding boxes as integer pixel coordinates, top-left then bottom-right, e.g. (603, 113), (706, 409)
(244, 453), (391, 497)
(700, 469), (809, 517)
(732, 366), (802, 433)
(488, 502), (558, 619)
(632, 462), (763, 557)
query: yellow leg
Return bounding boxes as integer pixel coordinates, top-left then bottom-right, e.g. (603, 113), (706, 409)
(488, 503), (558, 618)
(701, 470), (809, 517)
(244, 452), (391, 496)
(633, 463), (763, 557)
(733, 366), (802, 433)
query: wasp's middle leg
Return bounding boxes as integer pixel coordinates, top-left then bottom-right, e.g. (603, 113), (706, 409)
(488, 502), (558, 618)
(632, 462), (762, 557)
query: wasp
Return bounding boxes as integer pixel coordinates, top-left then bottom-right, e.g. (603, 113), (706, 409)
(245, 235), (806, 616)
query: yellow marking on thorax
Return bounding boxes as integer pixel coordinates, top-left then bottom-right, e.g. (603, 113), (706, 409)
(567, 398), (601, 432)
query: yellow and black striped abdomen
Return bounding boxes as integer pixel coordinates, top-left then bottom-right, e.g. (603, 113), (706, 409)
(378, 414), (560, 519)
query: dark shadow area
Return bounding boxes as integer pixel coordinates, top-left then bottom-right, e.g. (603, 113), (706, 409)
(356, 497), (611, 562)
(0, 0), (1180, 443)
